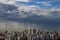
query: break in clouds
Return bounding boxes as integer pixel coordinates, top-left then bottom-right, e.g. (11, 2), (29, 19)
(0, 1), (60, 31)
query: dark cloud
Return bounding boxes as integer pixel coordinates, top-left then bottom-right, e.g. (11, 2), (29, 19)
(0, 3), (60, 24)
(0, 3), (19, 19)
(0, 3), (60, 31)
(50, 11), (60, 16)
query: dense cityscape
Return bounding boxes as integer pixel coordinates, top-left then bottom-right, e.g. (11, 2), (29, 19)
(0, 29), (60, 40)
(0, 0), (60, 40)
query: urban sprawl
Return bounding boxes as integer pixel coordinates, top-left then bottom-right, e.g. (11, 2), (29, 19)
(0, 29), (60, 40)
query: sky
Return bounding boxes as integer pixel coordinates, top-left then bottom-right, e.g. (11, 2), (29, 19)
(0, 0), (60, 31)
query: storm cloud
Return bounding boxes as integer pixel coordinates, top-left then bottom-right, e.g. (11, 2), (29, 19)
(0, 3), (60, 31)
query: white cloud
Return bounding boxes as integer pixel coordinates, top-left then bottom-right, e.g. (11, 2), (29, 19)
(15, 0), (29, 2)
(0, 2), (60, 18)
(18, 5), (50, 17)
(0, 0), (30, 4)
(0, 0), (7, 3)
(17, 4), (60, 17)
(0, 0), (15, 4)
(36, 2), (52, 6)
(37, 2), (48, 4)
(7, 1), (15, 4)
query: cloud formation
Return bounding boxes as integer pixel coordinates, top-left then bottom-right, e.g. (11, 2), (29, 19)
(0, 3), (60, 24)
(0, 0), (60, 31)
(0, 0), (30, 4)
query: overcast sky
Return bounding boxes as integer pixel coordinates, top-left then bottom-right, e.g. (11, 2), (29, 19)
(0, 0), (60, 31)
